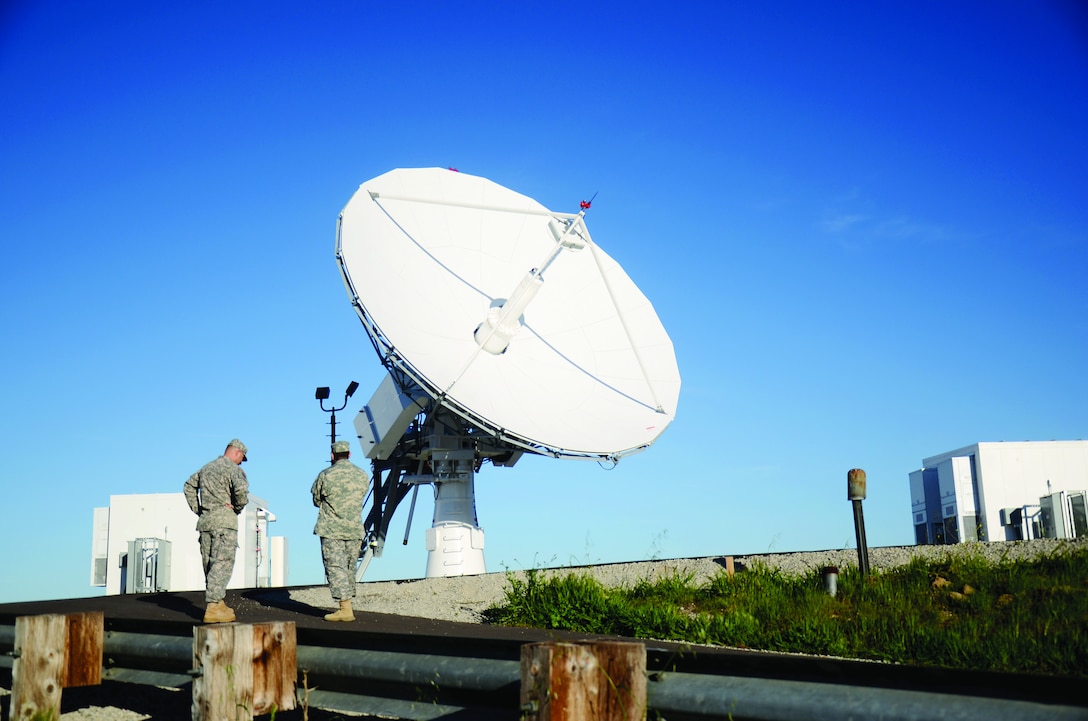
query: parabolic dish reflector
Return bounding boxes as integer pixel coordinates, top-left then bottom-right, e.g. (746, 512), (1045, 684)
(336, 168), (680, 460)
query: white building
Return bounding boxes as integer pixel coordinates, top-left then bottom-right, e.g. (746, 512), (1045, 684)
(909, 440), (1088, 545)
(90, 493), (288, 594)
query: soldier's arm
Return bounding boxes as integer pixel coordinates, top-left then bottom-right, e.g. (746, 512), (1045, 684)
(183, 473), (201, 513)
(231, 469), (250, 513)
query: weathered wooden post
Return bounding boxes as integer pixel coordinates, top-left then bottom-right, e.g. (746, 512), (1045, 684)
(251, 622), (296, 716)
(65, 611), (104, 688)
(520, 641), (646, 721)
(9, 612), (103, 721)
(192, 622), (297, 721)
(10, 614), (65, 721)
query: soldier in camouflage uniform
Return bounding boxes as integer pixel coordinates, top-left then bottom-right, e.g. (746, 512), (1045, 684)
(183, 438), (250, 623)
(311, 439), (370, 622)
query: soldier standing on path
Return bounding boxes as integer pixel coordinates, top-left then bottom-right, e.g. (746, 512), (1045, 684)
(312, 439), (370, 622)
(183, 438), (250, 623)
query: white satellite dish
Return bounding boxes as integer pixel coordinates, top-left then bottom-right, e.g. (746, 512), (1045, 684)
(335, 168), (680, 577)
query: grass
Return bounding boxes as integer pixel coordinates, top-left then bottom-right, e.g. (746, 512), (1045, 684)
(481, 546), (1088, 678)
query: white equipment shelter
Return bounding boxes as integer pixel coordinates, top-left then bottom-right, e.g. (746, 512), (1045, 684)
(90, 493), (287, 594)
(909, 440), (1088, 545)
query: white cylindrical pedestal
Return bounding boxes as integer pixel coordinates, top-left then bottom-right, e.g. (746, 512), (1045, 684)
(425, 521), (486, 577)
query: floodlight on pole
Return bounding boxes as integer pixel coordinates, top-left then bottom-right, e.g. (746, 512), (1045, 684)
(315, 381), (359, 447)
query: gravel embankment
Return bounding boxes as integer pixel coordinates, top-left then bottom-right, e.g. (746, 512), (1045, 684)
(290, 537), (1088, 623)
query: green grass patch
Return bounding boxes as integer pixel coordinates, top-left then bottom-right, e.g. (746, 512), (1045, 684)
(482, 547), (1088, 677)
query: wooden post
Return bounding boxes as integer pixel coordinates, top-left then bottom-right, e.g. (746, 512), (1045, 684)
(193, 623), (254, 721)
(521, 641), (646, 721)
(9, 612), (104, 720)
(10, 614), (67, 721)
(193, 622), (297, 721)
(65, 611), (104, 688)
(251, 622), (297, 715)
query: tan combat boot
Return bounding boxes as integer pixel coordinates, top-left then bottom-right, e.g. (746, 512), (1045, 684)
(203, 600), (236, 623)
(324, 599), (355, 622)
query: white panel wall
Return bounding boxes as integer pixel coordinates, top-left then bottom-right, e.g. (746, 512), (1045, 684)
(92, 492), (286, 595)
(936, 459), (958, 520)
(915, 441), (1088, 544)
(101, 493), (202, 594)
(951, 456), (976, 514)
(270, 536), (288, 587)
(975, 441), (1088, 542)
(908, 470), (926, 525)
(90, 507), (110, 586)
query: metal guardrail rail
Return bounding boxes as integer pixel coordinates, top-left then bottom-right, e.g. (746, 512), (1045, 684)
(2, 625), (1086, 720)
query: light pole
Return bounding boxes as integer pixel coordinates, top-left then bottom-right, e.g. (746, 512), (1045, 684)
(315, 381), (359, 448)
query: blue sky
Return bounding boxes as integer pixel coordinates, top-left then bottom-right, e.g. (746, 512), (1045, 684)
(2, 2), (1085, 603)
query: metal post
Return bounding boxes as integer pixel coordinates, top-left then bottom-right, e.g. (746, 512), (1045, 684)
(848, 468), (870, 577)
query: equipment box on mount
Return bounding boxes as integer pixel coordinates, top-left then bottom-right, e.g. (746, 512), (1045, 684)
(357, 373), (428, 460)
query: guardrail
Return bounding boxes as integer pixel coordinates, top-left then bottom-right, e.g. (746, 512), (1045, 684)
(2, 623), (1086, 720)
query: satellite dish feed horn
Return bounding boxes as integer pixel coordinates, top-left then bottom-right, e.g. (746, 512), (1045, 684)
(473, 270), (543, 355)
(472, 208), (591, 348)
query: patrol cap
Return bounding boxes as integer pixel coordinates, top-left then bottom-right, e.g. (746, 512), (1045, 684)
(331, 440), (351, 454)
(227, 438), (248, 461)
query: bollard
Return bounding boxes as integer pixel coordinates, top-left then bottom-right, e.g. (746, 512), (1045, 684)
(847, 468), (871, 578)
(822, 566), (839, 597)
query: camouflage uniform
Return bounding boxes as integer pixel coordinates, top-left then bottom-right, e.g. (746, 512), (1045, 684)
(312, 441), (369, 601)
(184, 442), (249, 604)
